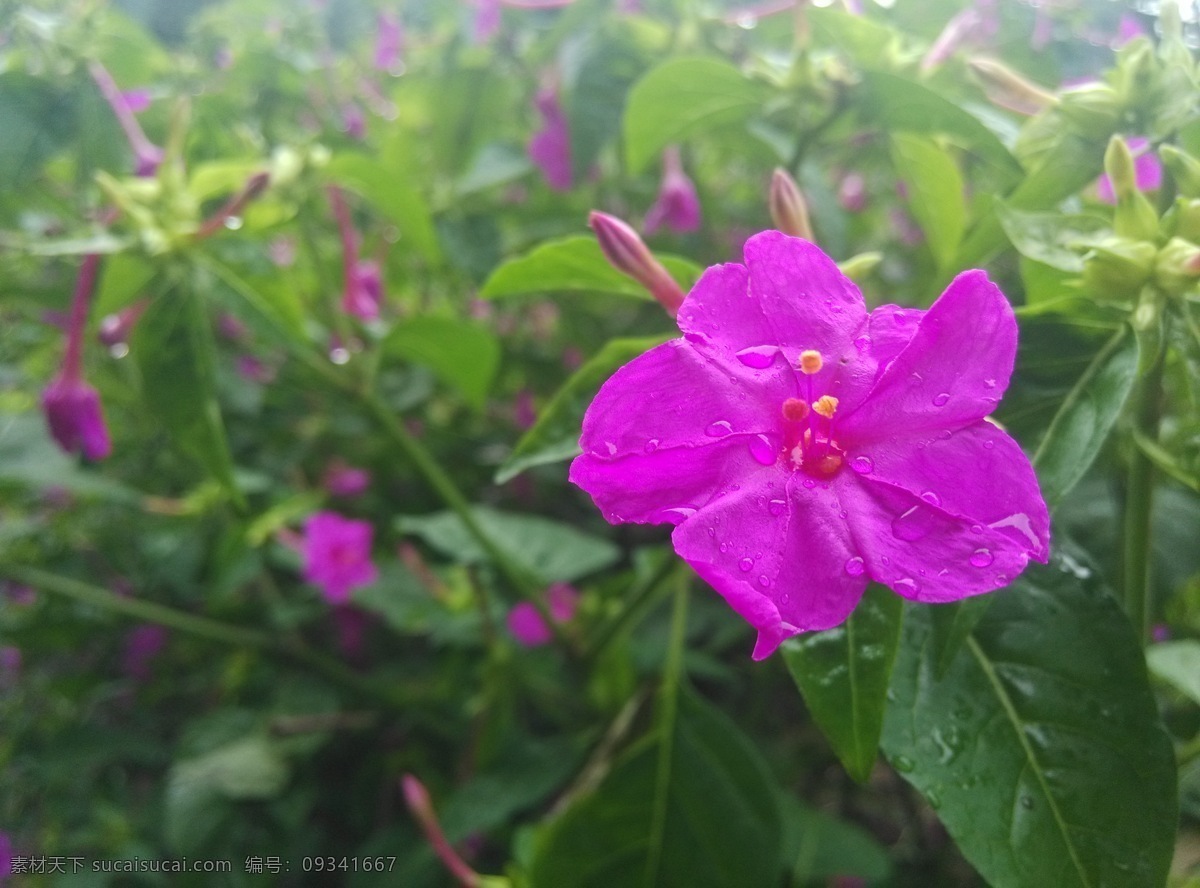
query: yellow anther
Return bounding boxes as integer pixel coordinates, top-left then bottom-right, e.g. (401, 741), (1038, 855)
(782, 398), (809, 422)
(814, 453), (843, 475)
(798, 350), (823, 375)
(813, 395), (839, 419)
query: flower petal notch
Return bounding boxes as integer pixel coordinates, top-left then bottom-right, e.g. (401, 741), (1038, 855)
(569, 231), (1049, 660)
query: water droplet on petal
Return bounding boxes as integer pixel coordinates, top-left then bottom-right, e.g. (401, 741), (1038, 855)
(988, 513), (1040, 549)
(705, 420), (733, 437)
(970, 548), (994, 568)
(739, 557), (754, 572)
(644, 438), (660, 454)
(748, 434), (776, 466)
(683, 332), (706, 345)
(995, 573), (1009, 585)
(881, 556), (890, 566)
(984, 378), (996, 389)
(757, 575), (771, 588)
(654, 506), (696, 523)
(604, 441), (617, 456)
(768, 499), (787, 516)
(850, 456), (874, 475)
(707, 527), (716, 537)
(844, 557), (865, 577)
(983, 439), (995, 450)
(919, 490), (941, 506)
(802, 479), (816, 489)
(892, 505), (936, 541)
(933, 392), (950, 407)
(734, 345), (778, 369)
(894, 577), (920, 595)
(853, 335), (870, 351)
(970, 524), (983, 534)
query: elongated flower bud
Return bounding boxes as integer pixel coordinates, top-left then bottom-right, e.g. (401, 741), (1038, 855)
(1160, 145), (1200, 198)
(1106, 136), (1159, 240)
(401, 775), (480, 888)
(1153, 237), (1200, 296)
(589, 211), (686, 315)
(967, 57), (1057, 116)
(1058, 83), (1122, 138)
(769, 168), (813, 240)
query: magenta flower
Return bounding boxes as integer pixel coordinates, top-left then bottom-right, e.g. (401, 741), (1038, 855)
(838, 172), (867, 213)
(122, 624), (168, 683)
(302, 511), (379, 604)
(374, 12), (405, 71)
(528, 85), (573, 191)
(323, 459), (371, 497)
(1097, 136), (1162, 204)
(507, 582), (579, 646)
(644, 145), (701, 235)
(343, 260), (383, 320)
(569, 232), (1049, 659)
(88, 62), (162, 177)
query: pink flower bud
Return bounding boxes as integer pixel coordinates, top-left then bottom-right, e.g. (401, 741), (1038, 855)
(401, 774), (481, 887)
(769, 168), (814, 240)
(42, 374), (111, 461)
(644, 146), (701, 235)
(588, 211), (686, 315)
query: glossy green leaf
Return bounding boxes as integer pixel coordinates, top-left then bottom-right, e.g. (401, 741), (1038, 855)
(383, 316), (500, 410)
(928, 596), (994, 679)
(479, 236), (702, 301)
(94, 252), (157, 315)
(496, 335), (669, 483)
(995, 204), (1111, 273)
(135, 291), (241, 503)
(0, 72), (72, 185)
(624, 57), (768, 173)
(569, 32), (648, 180)
(778, 792), (890, 884)
(890, 134), (967, 272)
(529, 689), (781, 888)
(882, 558), (1178, 888)
(1033, 327), (1138, 510)
(782, 583), (903, 783)
(396, 507), (619, 584)
(857, 72), (1021, 181)
(327, 153), (442, 265)
(1146, 640), (1200, 705)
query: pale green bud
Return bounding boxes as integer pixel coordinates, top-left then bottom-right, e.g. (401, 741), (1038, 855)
(1106, 136), (1160, 240)
(837, 252), (883, 283)
(1057, 83), (1121, 138)
(1153, 237), (1200, 296)
(1081, 236), (1157, 298)
(1159, 146), (1200, 198)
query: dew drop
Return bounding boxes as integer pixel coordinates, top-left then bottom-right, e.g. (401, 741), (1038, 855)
(734, 345), (778, 369)
(329, 347), (351, 365)
(802, 479), (816, 489)
(919, 490), (941, 506)
(757, 575), (771, 588)
(768, 499), (787, 516)
(894, 577), (920, 595)
(892, 755), (915, 772)
(995, 573), (1009, 585)
(983, 439), (995, 450)
(844, 556), (865, 577)
(984, 378), (996, 389)
(881, 555), (891, 566)
(719, 543), (728, 553)
(988, 513), (1040, 549)
(748, 434), (776, 466)
(853, 335), (870, 351)
(223, 215), (244, 230)
(1020, 796), (1034, 810)
(739, 557), (754, 572)
(705, 420), (733, 437)
(969, 548), (994, 568)
(891, 505), (935, 541)
(707, 527), (716, 538)
(654, 506), (696, 523)
(933, 392), (950, 407)
(644, 438), (660, 454)
(850, 455), (874, 475)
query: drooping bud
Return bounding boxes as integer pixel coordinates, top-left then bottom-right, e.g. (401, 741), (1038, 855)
(1058, 83), (1122, 138)
(588, 211), (686, 316)
(1105, 136), (1159, 240)
(1153, 237), (1200, 296)
(401, 774), (481, 888)
(1159, 145), (1200, 198)
(42, 375), (111, 461)
(769, 168), (813, 240)
(89, 61), (164, 177)
(1081, 236), (1157, 299)
(645, 145), (701, 235)
(967, 57), (1057, 116)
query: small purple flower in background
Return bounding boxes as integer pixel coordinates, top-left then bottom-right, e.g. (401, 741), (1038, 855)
(323, 459), (371, 497)
(1, 646), (21, 679)
(43, 253), (111, 460)
(513, 389), (538, 430)
(217, 312), (249, 343)
(341, 102), (367, 140)
(328, 187), (386, 320)
(3, 583), (36, 607)
(570, 231), (1049, 659)
(528, 84), (573, 191)
(374, 11), (405, 72)
(506, 582), (579, 646)
(921, 0), (998, 71)
(303, 511), (379, 604)
(97, 300), (148, 351)
(88, 62), (162, 177)
(1096, 136), (1162, 204)
(644, 145), (702, 235)
(1114, 12), (1146, 47)
(838, 172), (867, 213)
(268, 235), (297, 267)
(122, 624), (168, 683)
(121, 88), (152, 113)
(236, 354), (275, 384)
(471, 0), (502, 44)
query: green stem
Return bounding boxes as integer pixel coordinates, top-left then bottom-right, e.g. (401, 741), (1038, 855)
(2, 565), (406, 708)
(1122, 351), (1165, 646)
(583, 555), (680, 662)
(643, 570), (690, 888)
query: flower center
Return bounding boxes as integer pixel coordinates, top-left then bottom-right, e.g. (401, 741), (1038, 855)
(781, 349), (844, 477)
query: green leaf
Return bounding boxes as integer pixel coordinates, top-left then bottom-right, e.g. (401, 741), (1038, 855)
(778, 792), (890, 884)
(480, 236), (701, 301)
(569, 32), (649, 181)
(396, 506), (619, 584)
(890, 134), (967, 273)
(0, 412), (140, 503)
(996, 204), (1111, 273)
(781, 584), (903, 783)
(857, 72), (1021, 181)
(327, 153), (442, 265)
(0, 72), (72, 186)
(1033, 327), (1138, 510)
(529, 689), (781, 888)
(94, 252), (156, 316)
(134, 291), (241, 504)
(882, 558), (1178, 888)
(623, 57), (768, 173)
(928, 596), (994, 679)
(496, 335), (669, 483)
(383, 316), (499, 410)
(1146, 640), (1200, 706)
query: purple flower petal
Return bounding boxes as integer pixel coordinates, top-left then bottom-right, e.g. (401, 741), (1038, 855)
(303, 512), (378, 604)
(672, 475), (867, 659)
(528, 86), (572, 191)
(841, 270), (1015, 441)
